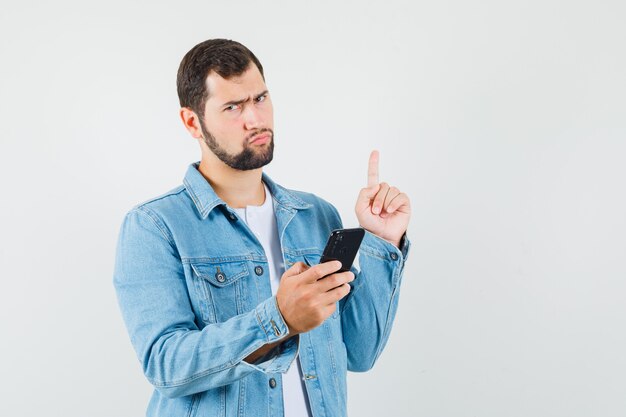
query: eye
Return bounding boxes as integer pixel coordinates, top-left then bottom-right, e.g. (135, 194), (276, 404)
(256, 94), (267, 103)
(225, 104), (240, 112)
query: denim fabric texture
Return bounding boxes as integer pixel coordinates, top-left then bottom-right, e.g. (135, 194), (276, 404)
(113, 163), (410, 417)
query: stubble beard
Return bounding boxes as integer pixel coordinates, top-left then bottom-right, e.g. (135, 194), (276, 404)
(199, 119), (274, 171)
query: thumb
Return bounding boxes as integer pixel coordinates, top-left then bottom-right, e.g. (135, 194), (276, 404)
(283, 261), (309, 278)
(356, 184), (380, 207)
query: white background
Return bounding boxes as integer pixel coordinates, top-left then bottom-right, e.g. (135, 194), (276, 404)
(1, 1), (625, 416)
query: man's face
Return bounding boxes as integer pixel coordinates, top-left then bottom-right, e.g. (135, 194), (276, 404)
(199, 64), (274, 171)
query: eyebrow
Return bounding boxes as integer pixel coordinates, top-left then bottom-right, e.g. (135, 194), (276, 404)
(221, 90), (269, 108)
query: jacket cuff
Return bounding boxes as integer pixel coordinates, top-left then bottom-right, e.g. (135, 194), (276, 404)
(255, 296), (290, 342)
(242, 297), (299, 374)
(360, 230), (411, 268)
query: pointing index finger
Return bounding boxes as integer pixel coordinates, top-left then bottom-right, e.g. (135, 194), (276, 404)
(367, 150), (380, 187)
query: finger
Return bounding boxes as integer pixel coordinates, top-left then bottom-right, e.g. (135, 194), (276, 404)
(367, 150), (380, 187)
(355, 184), (381, 209)
(316, 271), (355, 293)
(382, 186), (401, 213)
(372, 182), (390, 215)
(325, 303), (338, 318)
(321, 283), (351, 304)
(300, 260), (342, 283)
(387, 193), (411, 214)
(283, 261), (309, 278)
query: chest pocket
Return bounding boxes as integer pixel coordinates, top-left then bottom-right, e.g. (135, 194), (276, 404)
(191, 260), (251, 324)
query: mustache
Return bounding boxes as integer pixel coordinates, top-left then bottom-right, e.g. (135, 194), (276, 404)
(246, 128), (274, 143)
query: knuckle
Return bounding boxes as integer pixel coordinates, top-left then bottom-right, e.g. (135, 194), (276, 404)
(314, 309), (325, 323)
(333, 284), (345, 298)
(331, 288), (344, 301)
(285, 262), (305, 277)
(329, 274), (342, 287)
(313, 267), (326, 280)
(301, 290), (313, 303)
(339, 284), (350, 299)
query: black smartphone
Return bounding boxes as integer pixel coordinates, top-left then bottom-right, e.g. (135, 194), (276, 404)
(319, 228), (365, 272)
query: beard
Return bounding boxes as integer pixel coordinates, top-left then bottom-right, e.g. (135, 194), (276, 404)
(199, 119), (274, 171)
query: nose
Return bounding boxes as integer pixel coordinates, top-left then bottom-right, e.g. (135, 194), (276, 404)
(243, 104), (263, 130)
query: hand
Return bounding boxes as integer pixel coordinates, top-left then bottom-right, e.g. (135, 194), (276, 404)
(276, 261), (355, 335)
(355, 150), (411, 247)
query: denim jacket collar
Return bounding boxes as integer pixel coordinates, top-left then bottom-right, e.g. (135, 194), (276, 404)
(183, 162), (312, 219)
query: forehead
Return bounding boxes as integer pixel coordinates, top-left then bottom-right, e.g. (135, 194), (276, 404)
(205, 65), (267, 103)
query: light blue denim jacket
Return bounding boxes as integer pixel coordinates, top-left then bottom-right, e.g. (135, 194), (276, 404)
(113, 163), (410, 417)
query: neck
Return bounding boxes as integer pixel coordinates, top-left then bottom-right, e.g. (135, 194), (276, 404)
(198, 155), (265, 209)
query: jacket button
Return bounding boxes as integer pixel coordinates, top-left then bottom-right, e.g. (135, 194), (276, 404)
(390, 252), (398, 261)
(269, 378), (277, 389)
(228, 213), (237, 221)
(254, 266), (264, 276)
(215, 272), (226, 283)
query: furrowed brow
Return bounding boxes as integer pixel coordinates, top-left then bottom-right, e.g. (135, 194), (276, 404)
(221, 90), (269, 108)
(221, 97), (249, 108)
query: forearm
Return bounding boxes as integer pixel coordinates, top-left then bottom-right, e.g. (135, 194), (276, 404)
(340, 230), (410, 371)
(131, 297), (297, 398)
(114, 209), (298, 398)
(244, 339), (285, 364)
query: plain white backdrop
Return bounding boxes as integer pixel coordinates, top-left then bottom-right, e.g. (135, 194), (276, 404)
(1, 1), (625, 416)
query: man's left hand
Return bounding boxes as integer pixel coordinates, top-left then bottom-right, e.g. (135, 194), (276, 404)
(355, 150), (411, 248)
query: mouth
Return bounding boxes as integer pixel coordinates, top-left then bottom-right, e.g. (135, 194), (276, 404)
(249, 133), (271, 145)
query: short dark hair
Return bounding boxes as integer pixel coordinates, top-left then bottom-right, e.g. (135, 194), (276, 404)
(176, 39), (264, 116)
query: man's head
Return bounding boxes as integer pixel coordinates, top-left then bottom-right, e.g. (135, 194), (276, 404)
(177, 39), (274, 171)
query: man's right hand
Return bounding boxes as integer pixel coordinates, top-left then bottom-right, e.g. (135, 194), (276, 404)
(275, 260), (354, 335)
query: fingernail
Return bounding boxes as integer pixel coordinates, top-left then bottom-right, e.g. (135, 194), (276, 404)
(373, 206), (380, 214)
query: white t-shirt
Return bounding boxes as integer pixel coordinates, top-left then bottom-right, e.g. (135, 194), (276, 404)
(233, 182), (312, 417)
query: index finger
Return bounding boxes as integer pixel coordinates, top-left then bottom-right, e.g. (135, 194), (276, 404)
(300, 260), (342, 283)
(367, 150), (380, 187)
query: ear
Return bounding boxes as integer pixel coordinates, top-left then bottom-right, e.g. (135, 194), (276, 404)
(179, 107), (203, 139)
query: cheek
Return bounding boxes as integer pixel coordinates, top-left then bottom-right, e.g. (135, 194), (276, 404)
(219, 120), (248, 150)
(211, 115), (243, 136)
(262, 105), (274, 127)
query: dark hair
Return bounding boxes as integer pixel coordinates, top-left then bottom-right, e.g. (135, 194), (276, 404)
(176, 39), (264, 116)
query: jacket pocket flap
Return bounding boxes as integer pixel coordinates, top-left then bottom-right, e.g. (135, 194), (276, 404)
(302, 252), (323, 266)
(191, 261), (249, 287)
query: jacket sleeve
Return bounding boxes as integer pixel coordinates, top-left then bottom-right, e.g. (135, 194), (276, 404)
(328, 206), (411, 372)
(113, 208), (298, 398)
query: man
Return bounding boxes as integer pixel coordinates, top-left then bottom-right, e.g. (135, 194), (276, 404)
(114, 38), (411, 417)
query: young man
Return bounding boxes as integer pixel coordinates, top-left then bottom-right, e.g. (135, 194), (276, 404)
(114, 39), (411, 417)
